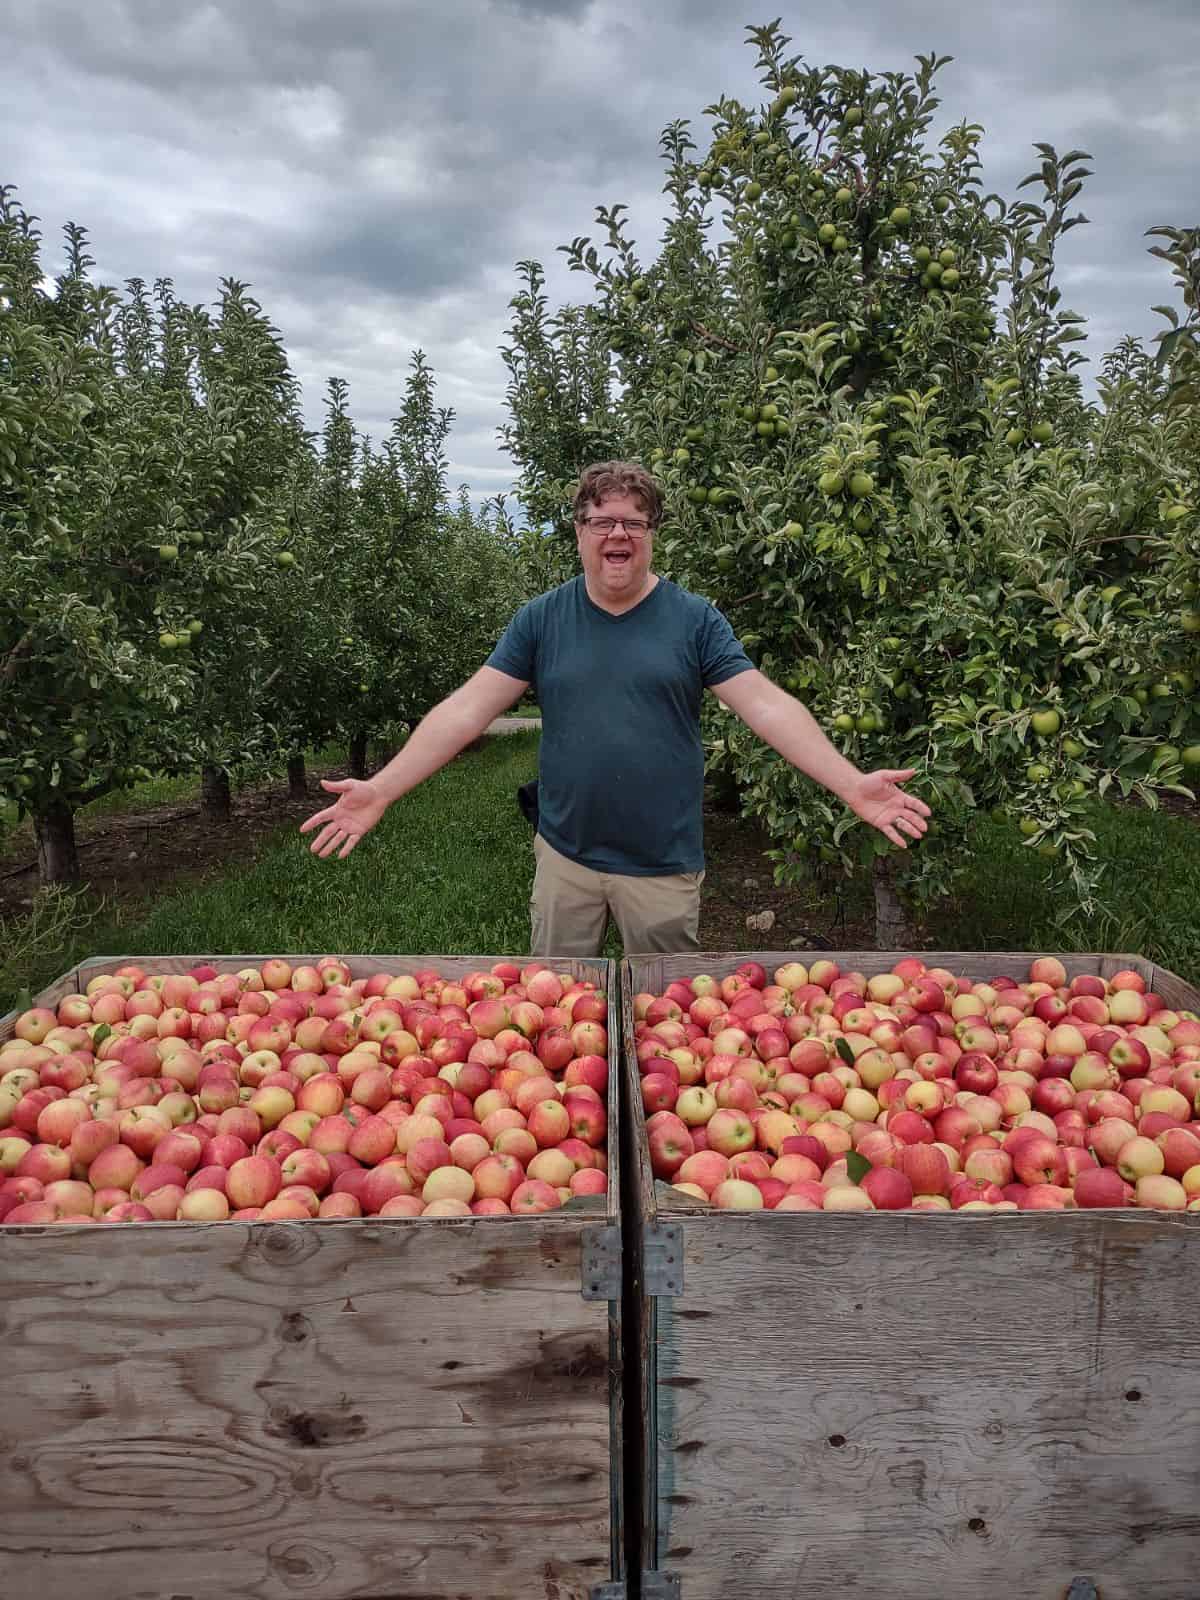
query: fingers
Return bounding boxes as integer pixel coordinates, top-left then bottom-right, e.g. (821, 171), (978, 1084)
(878, 812), (926, 848)
(876, 768), (917, 783)
(298, 806), (336, 836)
(308, 825), (338, 858)
(308, 820), (361, 859)
(321, 779), (352, 794)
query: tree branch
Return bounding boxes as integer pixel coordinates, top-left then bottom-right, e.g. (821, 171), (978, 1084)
(0, 630), (34, 687)
(692, 321), (742, 353)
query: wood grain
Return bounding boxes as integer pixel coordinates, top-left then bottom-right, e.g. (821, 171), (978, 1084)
(654, 1209), (1200, 1600)
(621, 950), (1200, 1599)
(1, 954), (624, 1600)
(0, 1218), (616, 1600)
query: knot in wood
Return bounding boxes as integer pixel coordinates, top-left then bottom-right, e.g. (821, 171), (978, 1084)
(280, 1310), (313, 1344)
(267, 1539), (335, 1588)
(254, 1223), (319, 1265)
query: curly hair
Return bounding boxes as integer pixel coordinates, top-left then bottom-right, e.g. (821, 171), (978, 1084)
(572, 460), (664, 528)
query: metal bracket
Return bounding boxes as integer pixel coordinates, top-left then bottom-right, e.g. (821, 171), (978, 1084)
(645, 1222), (683, 1297)
(643, 1572), (681, 1600)
(582, 1223), (622, 1301)
(581, 1224), (682, 1301)
(589, 1570), (678, 1599)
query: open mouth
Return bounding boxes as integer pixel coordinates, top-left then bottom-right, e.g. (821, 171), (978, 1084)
(602, 548), (633, 569)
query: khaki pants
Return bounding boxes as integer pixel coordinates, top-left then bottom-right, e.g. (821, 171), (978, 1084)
(530, 833), (704, 958)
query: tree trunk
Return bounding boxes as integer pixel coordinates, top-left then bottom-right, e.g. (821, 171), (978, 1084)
(34, 799), (80, 887)
(872, 855), (912, 949)
(348, 732), (369, 780)
(286, 753), (307, 800)
(201, 764), (232, 823)
(707, 764), (743, 815)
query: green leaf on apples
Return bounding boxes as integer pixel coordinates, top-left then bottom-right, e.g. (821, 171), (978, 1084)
(845, 1150), (872, 1184)
(14, 987), (33, 1013)
(835, 1037), (856, 1067)
(92, 1023), (112, 1047)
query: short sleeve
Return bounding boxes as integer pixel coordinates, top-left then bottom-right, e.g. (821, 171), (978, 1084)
(485, 600), (539, 683)
(697, 601), (754, 688)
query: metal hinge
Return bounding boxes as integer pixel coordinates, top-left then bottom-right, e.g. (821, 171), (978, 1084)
(582, 1224), (621, 1300)
(590, 1572), (679, 1600)
(644, 1222), (683, 1296)
(581, 1224), (683, 1301)
(643, 1573), (681, 1599)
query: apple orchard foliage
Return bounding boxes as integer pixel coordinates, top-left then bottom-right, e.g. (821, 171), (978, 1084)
(500, 24), (1200, 929)
(264, 366), (525, 771)
(0, 959), (610, 1224)
(634, 957), (1200, 1214)
(0, 188), (522, 881)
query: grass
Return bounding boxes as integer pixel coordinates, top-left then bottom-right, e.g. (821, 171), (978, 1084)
(0, 732), (548, 1014)
(2, 731), (1197, 1013)
(930, 803), (1200, 984)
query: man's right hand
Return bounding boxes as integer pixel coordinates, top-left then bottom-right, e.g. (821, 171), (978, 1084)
(299, 778), (389, 859)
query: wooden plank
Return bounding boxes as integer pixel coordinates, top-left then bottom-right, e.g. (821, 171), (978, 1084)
(0, 1217), (616, 1600)
(654, 1209), (1200, 1600)
(618, 960), (661, 1583)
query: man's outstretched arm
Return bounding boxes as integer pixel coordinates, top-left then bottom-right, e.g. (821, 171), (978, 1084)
(300, 666), (529, 859)
(711, 669), (930, 849)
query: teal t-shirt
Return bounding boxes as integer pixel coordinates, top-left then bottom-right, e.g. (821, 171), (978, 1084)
(486, 575), (753, 875)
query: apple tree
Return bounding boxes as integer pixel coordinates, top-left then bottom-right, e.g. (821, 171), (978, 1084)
(273, 356), (526, 781)
(0, 194), (197, 882)
(499, 22), (1198, 939)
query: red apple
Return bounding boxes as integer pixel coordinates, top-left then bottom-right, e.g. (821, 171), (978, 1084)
(226, 1155), (283, 1210)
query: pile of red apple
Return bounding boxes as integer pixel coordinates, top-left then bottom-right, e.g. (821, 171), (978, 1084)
(0, 959), (609, 1224)
(635, 957), (1200, 1213)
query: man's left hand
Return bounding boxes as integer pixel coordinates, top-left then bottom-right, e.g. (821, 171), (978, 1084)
(843, 768), (931, 849)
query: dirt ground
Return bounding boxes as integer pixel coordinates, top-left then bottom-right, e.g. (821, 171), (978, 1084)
(0, 759), (352, 923)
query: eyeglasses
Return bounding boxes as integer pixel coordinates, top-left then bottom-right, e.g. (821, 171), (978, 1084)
(579, 517), (653, 537)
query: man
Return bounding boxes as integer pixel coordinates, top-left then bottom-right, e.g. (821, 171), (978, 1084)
(300, 459), (930, 954)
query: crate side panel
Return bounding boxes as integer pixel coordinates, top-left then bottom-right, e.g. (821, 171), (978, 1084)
(0, 1215), (615, 1600)
(653, 1210), (1200, 1600)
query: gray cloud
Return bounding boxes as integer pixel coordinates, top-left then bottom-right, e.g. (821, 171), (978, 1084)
(3, 0), (1197, 504)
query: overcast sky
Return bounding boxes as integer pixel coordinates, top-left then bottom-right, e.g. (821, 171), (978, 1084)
(5, 0), (1198, 510)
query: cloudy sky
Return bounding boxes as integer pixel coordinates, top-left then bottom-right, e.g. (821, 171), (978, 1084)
(5, 0), (1198, 509)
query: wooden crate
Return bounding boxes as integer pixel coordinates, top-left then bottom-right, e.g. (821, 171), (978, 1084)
(0, 954), (627, 1600)
(620, 950), (1200, 1600)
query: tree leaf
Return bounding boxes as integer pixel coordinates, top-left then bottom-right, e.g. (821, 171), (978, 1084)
(845, 1150), (872, 1184)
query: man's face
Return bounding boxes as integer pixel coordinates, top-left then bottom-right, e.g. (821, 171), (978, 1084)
(575, 491), (654, 603)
